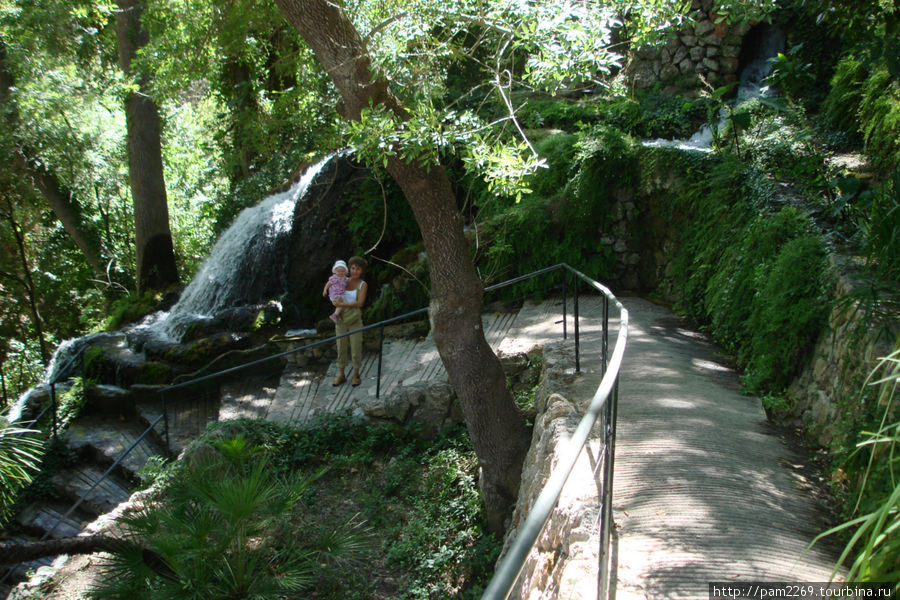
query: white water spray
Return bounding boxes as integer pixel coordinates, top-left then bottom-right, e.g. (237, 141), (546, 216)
(150, 156), (334, 341)
(645, 27), (786, 151)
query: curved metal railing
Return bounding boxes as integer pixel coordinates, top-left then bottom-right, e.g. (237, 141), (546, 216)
(480, 265), (629, 600)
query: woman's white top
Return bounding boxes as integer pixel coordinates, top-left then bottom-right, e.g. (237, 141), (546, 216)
(344, 281), (364, 304)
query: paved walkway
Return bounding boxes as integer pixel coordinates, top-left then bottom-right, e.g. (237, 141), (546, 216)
(609, 297), (840, 599)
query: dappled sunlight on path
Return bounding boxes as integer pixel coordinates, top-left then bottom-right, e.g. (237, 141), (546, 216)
(612, 298), (840, 600)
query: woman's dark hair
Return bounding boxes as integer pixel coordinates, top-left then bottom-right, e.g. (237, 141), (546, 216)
(348, 256), (368, 271)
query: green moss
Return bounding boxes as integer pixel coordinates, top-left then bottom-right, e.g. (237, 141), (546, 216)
(251, 305), (280, 332)
(100, 290), (170, 331)
(137, 361), (174, 385)
(82, 346), (105, 381)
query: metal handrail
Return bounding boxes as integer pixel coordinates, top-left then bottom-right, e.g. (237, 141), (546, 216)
(480, 265), (629, 600)
(157, 262), (627, 599)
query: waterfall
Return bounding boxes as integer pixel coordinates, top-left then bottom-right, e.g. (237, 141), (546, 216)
(645, 27), (786, 151)
(8, 154), (338, 420)
(148, 155), (335, 342)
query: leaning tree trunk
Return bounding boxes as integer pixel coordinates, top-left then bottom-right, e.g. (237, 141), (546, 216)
(116, 0), (179, 294)
(273, 0), (531, 534)
(0, 535), (120, 564)
(0, 42), (108, 278)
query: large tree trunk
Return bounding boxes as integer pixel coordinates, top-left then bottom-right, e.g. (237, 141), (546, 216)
(0, 43), (108, 278)
(273, 0), (531, 533)
(116, 0), (179, 294)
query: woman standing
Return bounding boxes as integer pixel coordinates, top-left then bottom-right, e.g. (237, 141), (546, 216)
(332, 256), (368, 387)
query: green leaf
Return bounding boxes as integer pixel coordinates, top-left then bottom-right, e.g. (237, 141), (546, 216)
(730, 112), (752, 131)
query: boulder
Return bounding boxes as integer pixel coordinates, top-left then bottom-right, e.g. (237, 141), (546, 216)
(360, 381), (463, 437)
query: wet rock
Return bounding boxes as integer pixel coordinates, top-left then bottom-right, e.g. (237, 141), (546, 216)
(162, 332), (253, 368)
(82, 334), (146, 388)
(8, 384), (70, 425)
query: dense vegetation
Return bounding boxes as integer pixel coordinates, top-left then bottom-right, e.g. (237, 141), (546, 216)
(93, 416), (498, 599)
(1, 0), (899, 591)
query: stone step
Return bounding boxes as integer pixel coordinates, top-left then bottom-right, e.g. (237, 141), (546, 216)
(15, 503), (89, 540)
(61, 416), (166, 481)
(50, 464), (131, 517)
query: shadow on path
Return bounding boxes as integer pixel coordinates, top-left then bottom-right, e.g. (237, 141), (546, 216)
(611, 297), (841, 600)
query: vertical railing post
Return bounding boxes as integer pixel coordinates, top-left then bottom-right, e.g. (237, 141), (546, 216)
(376, 324), (385, 399)
(50, 381), (58, 440)
(562, 270), (568, 340)
(596, 288), (612, 599)
(162, 389), (171, 458)
(573, 277), (580, 373)
(598, 375), (620, 600)
(602, 295), (609, 377)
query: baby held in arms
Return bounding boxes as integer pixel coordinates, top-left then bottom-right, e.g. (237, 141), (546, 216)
(323, 259), (348, 322)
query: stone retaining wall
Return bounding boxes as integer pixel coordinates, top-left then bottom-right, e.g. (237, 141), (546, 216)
(787, 255), (898, 448)
(624, 0), (750, 96)
(500, 341), (603, 600)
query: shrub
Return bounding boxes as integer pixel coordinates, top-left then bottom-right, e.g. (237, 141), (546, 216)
(824, 57), (900, 173)
(529, 132), (579, 199)
(704, 206), (809, 360)
(143, 417), (501, 600)
(563, 124), (639, 236)
(814, 348), (900, 591)
(601, 89), (707, 139)
(743, 234), (830, 392)
(861, 169), (900, 280)
(659, 152), (831, 394)
(859, 66), (900, 173)
(93, 434), (368, 600)
(515, 98), (601, 129)
(823, 56), (867, 137)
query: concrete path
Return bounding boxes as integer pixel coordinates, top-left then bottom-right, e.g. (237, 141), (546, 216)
(610, 297), (840, 600)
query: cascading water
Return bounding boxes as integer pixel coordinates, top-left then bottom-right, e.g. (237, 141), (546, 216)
(9, 154), (338, 420)
(646, 26), (786, 151)
(143, 154), (335, 342)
